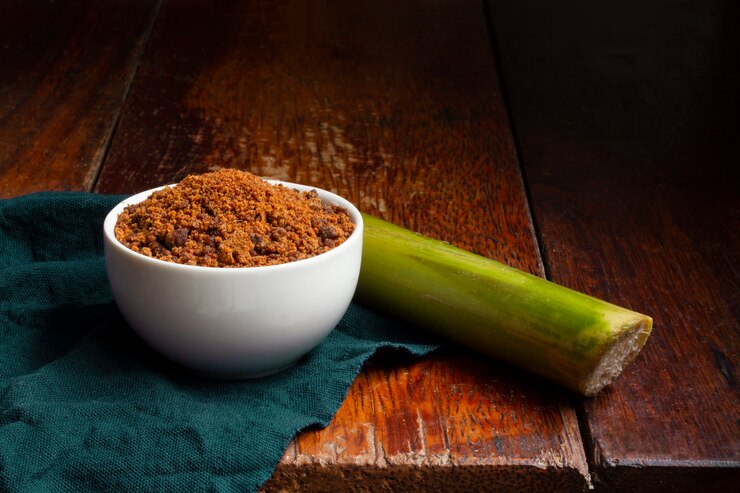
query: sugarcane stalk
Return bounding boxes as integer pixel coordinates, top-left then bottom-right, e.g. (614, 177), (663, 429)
(355, 214), (653, 396)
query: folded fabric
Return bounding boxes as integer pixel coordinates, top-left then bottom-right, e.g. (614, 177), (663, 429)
(0, 193), (439, 492)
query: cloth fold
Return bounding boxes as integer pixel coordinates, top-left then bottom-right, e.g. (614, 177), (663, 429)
(0, 193), (438, 492)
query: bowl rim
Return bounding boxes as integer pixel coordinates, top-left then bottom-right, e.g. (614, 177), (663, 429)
(103, 178), (364, 274)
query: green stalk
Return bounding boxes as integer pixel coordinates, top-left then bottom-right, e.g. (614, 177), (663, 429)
(355, 214), (653, 396)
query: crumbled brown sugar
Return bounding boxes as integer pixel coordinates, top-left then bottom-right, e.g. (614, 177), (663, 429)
(114, 169), (355, 267)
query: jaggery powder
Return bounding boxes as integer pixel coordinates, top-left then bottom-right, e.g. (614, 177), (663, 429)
(114, 169), (355, 267)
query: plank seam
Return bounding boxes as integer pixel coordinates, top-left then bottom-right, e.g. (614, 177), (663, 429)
(480, 0), (549, 281)
(481, 1), (595, 490)
(88, 0), (165, 192)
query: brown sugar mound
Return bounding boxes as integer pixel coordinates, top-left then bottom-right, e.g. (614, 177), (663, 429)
(114, 169), (355, 267)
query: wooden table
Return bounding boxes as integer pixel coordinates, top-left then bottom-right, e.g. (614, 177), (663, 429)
(1, 1), (737, 491)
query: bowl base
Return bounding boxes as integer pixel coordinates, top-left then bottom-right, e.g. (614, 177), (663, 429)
(195, 361), (298, 380)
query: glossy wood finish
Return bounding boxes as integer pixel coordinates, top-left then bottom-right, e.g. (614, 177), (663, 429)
(2, 0), (736, 490)
(95, 0), (588, 490)
(94, 1), (541, 266)
(0, 0), (161, 197)
(486, 0), (740, 491)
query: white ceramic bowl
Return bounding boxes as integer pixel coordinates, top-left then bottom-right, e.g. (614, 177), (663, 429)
(103, 181), (363, 378)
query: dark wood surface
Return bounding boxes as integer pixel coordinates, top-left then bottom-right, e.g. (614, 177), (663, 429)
(95, 1), (589, 491)
(486, 0), (740, 491)
(1, 0), (737, 491)
(0, 0), (161, 197)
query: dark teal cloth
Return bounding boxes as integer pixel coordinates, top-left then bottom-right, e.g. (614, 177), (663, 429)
(0, 193), (438, 492)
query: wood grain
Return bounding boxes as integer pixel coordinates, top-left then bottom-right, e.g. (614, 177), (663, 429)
(96, 0), (589, 490)
(0, 0), (161, 198)
(269, 351), (588, 492)
(486, 0), (740, 491)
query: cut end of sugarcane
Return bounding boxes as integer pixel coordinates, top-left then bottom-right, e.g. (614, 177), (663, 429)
(581, 315), (653, 396)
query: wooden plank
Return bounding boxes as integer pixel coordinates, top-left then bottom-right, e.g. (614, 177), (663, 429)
(485, 0), (740, 491)
(0, 0), (161, 198)
(96, 0), (590, 490)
